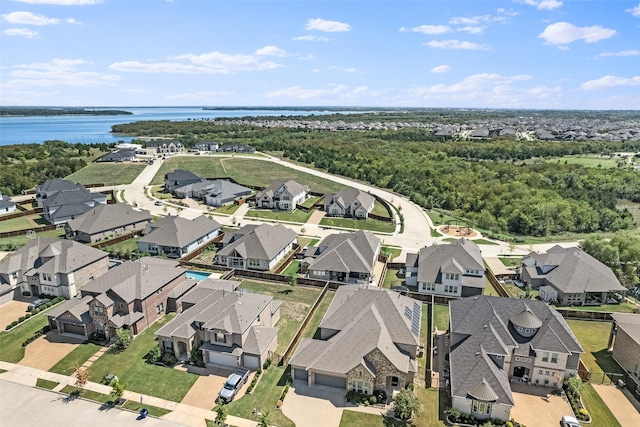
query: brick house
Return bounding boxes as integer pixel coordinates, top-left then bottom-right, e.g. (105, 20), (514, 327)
(65, 203), (151, 243)
(289, 287), (420, 396)
(323, 187), (375, 219)
(609, 313), (640, 398)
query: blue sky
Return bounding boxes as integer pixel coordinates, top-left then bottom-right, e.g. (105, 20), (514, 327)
(1, 0), (639, 109)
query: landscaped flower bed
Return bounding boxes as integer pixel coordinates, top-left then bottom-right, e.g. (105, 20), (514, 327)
(563, 375), (591, 422)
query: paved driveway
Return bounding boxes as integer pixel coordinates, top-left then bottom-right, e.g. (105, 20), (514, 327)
(283, 381), (358, 427)
(18, 331), (84, 371)
(592, 384), (640, 427)
(510, 385), (572, 427)
(0, 300), (30, 330)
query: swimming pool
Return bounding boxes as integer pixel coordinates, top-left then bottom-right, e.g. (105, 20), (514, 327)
(185, 270), (211, 281)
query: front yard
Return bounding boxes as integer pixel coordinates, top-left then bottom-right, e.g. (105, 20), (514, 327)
(245, 208), (313, 223)
(88, 314), (199, 402)
(319, 216), (395, 233)
(48, 343), (101, 375)
(0, 313), (49, 363)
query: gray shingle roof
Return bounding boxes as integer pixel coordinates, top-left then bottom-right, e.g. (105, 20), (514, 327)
(289, 287), (419, 375)
(164, 169), (202, 182)
(307, 231), (380, 275)
(216, 224), (296, 261)
(36, 178), (81, 194)
(81, 257), (184, 304)
(611, 313), (640, 344)
(139, 215), (220, 248)
(256, 180), (307, 200)
(524, 246), (625, 294)
(66, 203), (150, 235)
(416, 239), (485, 285)
(324, 187), (375, 212)
(47, 295), (93, 325)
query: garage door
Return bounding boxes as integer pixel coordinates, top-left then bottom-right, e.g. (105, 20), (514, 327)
(294, 368), (308, 381)
(206, 351), (238, 367)
(315, 373), (346, 389)
(63, 323), (85, 337)
(243, 355), (260, 370)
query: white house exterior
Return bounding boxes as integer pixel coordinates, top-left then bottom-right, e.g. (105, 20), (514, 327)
(0, 193), (16, 214)
(324, 187), (375, 219)
(255, 180), (308, 211)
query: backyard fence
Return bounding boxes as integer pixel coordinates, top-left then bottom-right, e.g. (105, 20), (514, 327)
(0, 208), (43, 222)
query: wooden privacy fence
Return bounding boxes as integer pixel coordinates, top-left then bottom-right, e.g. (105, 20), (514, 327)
(484, 264), (510, 298)
(0, 223), (57, 239)
(91, 231), (140, 249)
(0, 208), (43, 222)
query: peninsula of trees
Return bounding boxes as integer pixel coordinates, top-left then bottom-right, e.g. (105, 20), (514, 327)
(0, 107), (132, 116)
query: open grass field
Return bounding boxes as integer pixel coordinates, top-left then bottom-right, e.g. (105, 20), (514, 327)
(88, 314), (199, 402)
(617, 199), (640, 226)
(412, 388), (449, 427)
(282, 260), (300, 277)
(319, 216), (395, 233)
(299, 196), (320, 209)
(152, 157), (228, 185)
(66, 163), (147, 186)
(239, 281), (322, 353)
(245, 208), (313, 223)
(213, 203), (241, 215)
(546, 155), (620, 169)
(226, 365), (295, 427)
(48, 342), (101, 376)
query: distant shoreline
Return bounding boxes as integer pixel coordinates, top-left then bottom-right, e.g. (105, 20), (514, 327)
(0, 107), (133, 117)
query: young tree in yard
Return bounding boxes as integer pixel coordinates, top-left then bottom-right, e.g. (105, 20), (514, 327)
(111, 379), (126, 400)
(393, 389), (420, 420)
(215, 404), (228, 426)
(74, 365), (89, 394)
(258, 411), (271, 427)
(113, 328), (132, 352)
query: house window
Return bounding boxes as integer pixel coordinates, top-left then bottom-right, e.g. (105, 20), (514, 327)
(391, 376), (399, 387)
(215, 332), (226, 343)
(551, 353), (558, 363)
(424, 283), (435, 291)
(164, 340), (173, 351)
(539, 370), (543, 375)
(156, 303), (164, 314)
(444, 285), (458, 293)
(42, 273), (51, 282)
(542, 352), (549, 362)
(93, 306), (104, 316)
(472, 400), (492, 415)
(445, 273), (460, 281)
(11, 272), (18, 280)
(352, 380), (370, 394)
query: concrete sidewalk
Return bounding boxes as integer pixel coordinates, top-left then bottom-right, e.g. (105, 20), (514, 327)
(0, 360), (258, 427)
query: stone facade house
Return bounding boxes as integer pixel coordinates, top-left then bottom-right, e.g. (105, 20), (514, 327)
(255, 180), (308, 211)
(214, 224), (296, 271)
(520, 245), (626, 306)
(47, 258), (186, 340)
(138, 215), (220, 258)
(156, 279), (280, 369)
(0, 238), (109, 298)
(290, 287), (420, 396)
(164, 169), (203, 193)
(324, 187), (375, 219)
(406, 238), (485, 297)
(449, 296), (584, 422)
(65, 203), (151, 243)
(609, 313), (640, 397)
(302, 231), (381, 285)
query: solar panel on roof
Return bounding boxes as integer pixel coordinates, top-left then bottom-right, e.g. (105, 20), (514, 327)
(411, 301), (421, 338)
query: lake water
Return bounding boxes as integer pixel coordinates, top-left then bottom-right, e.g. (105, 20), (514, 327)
(0, 107), (342, 146)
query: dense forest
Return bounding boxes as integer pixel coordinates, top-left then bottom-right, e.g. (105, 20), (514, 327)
(0, 107), (132, 116)
(582, 232), (640, 288)
(0, 141), (112, 195)
(111, 119), (640, 238)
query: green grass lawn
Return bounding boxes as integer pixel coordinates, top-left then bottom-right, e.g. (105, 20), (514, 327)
(152, 157), (229, 185)
(567, 320), (625, 376)
(300, 291), (335, 340)
(66, 163), (147, 186)
(239, 281), (321, 354)
(561, 302), (638, 313)
(483, 278), (501, 297)
(0, 315), (48, 363)
(214, 203), (241, 215)
(382, 269), (403, 289)
(339, 410), (405, 427)
(372, 200), (392, 218)
(0, 214), (44, 233)
(36, 378), (59, 390)
(103, 237), (140, 253)
(282, 260), (300, 277)
(245, 208), (312, 223)
(0, 228), (66, 250)
(471, 239), (499, 245)
(319, 216), (395, 233)
(380, 245), (402, 261)
(502, 282), (538, 299)
(49, 343), (101, 376)
(226, 365), (294, 427)
(61, 385), (113, 404)
(432, 304), (450, 332)
(546, 155), (620, 169)
(300, 196), (320, 209)
(297, 237), (320, 248)
(580, 383), (622, 427)
(88, 315), (198, 402)
(122, 400), (172, 417)
(499, 257), (522, 267)
(417, 303), (430, 380)
(412, 388), (449, 427)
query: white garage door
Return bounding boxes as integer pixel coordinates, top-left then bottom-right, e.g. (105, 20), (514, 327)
(244, 355), (260, 370)
(206, 351), (238, 367)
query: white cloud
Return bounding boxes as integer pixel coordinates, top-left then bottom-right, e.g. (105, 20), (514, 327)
(3, 11), (63, 26)
(539, 22), (616, 45)
(293, 35), (330, 42)
(626, 4), (640, 17)
(305, 18), (351, 32)
(431, 65), (450, 73)
(425, 39), (489, 50)
(457, 26), (484, 34)
(3, 28), (38, 38)
(597, 50), (640, 58)
(400, 25), (451, 35)
(519, 0), (563, 10)
(580, 75), (640, 90)
(255, 46), (287, 57)
(3, 58), (119, 89)
(11, 0), (102, 4)
(110, 50), (283, 74)
(449, 9), (517, 26)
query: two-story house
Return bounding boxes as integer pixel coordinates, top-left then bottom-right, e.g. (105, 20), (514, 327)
(138, 215), (220, 258)
(214, 224), (296, 271)
(35, 178), (81, 206)
(0, 192), (16, 214)
(47, 258), (186, 340)
(406, 238), (485, 297)
(255, 180), (309, 211)
(164, 169), (203, 193)
(449, 296), (584, 422)
(323, 187), (375, 219)
(520, 245), (626, 306)
(156, 279), (280, 369)
(608, 313), (640, 398)
(65, 203), (151, 243)
(290, 287), (420, 396)
(35, 178), (107, 224)
(146, 141), (185, 155)
(0, 237), (109, 298)
(302, 230), (381, 284)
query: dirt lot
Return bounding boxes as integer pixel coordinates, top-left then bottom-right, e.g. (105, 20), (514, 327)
(18, 331), (84, 371)
(510, 386), (572, 427)
(180, 367), (254, 410)
(0, 300), (30, 330)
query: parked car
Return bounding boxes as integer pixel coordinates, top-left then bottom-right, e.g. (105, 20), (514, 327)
(27, 298), (50, 311)
(154, 200), (163, 206)
(218, 368), (250, 403)
(560, 415), (580, 427)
